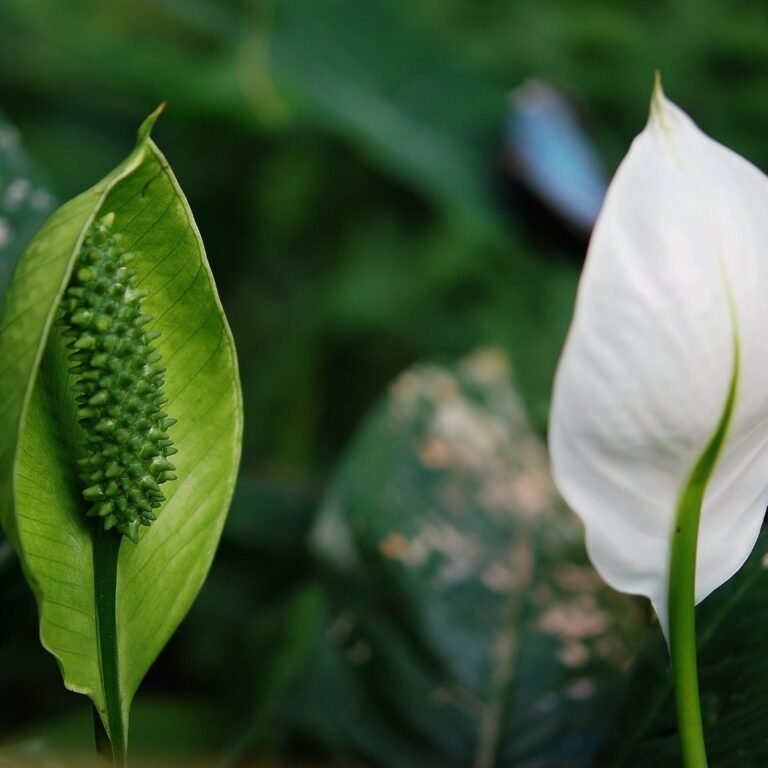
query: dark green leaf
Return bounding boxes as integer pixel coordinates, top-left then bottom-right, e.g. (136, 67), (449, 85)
(0, 111), (56, 309)
(268, 0), (504, 223)
(289, 349), (647, 767)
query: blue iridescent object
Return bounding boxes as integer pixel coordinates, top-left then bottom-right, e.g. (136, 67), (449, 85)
(506, 80), (607, 233)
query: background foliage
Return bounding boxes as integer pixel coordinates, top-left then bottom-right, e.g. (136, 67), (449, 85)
(1, 0), (767, 765)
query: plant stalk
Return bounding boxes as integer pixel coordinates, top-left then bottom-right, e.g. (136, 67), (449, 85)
(667, 344), (738, 768)
(92, 526), (126, 766)
(668, 497), (708, 768)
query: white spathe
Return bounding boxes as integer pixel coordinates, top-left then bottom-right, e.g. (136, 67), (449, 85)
(549, 86), (768, 637)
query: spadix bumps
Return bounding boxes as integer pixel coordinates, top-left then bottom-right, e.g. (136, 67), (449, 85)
(58, 213), (177, 543)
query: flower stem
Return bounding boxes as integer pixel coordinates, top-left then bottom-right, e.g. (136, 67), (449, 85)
(92, 526), (126, 766)
(668, 348), (738, 768)
(668, 491), (708, 768)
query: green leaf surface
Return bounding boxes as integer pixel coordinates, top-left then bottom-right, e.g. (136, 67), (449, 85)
(0, 110), (242, 754)
(0, 111), (56, 309)
(268, 0), (503, 223)
(600, 527), (768, 767)
(289, 349), (647, 767)
(0, 0), (507, 226)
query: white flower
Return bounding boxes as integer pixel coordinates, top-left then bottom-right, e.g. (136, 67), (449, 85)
(549, 83), (768, 637)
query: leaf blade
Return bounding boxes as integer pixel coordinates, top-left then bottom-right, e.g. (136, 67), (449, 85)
(0, 116), (242, 749)
(290, 350), (647, 767)
(104, 138), (243, 709)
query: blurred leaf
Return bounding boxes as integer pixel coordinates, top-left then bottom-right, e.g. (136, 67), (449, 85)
(0, 541), (71, 739)
(599, 527), (768, 767)
(0, 696), (225, 764)
(0, 0), (258, 176)
(0, 0), (504, 227)
(0, 111), (56, 309)
(216, 584), (326, 765)
(224, 474), (317, 556)
(263, 0), (504, 223)
(289, 349), (648, 767)
(156, 475), (318, 723)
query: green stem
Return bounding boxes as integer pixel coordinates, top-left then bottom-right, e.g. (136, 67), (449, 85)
(93, 703), (112, 760)
(667, 344), (738, 768)
(668, 489), (708, 768)
(92, 526), (126, 766)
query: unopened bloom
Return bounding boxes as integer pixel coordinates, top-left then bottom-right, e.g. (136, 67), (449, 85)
(549, 85), (768, 637)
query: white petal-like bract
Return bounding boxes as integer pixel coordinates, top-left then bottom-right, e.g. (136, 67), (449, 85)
(549, 88), (768, 636)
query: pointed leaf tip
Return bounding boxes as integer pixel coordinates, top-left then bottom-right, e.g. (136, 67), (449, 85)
(653, 69), (664, 96)
(649, 71), (668, 128)
(136, 103), (168, 145)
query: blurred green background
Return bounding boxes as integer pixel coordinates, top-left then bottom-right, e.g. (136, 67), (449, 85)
(2, 1), (768, 766)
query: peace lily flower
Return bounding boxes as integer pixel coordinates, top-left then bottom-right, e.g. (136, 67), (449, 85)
(549, 78), (768, 766)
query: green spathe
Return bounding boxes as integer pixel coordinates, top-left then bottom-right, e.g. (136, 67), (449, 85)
(0, 108), (243, 759)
